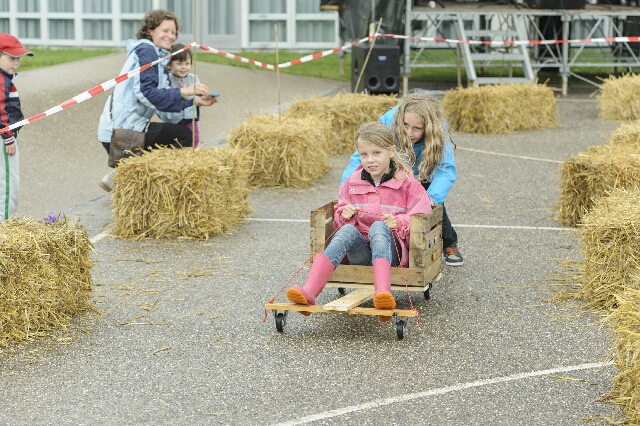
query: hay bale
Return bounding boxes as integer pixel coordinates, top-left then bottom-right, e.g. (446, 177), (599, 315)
(558, 145), (640, 227)
(607, 120), (640, 149)
(112, 146), (251, 239)
(284, 92), (398, 154)
(0, 218), (93, 347)
(227, 114), (332, 187)
(599, 72), (640, 121)
(607, 287), (640, 425)
(574, 190), (640, 310)
(442, 83), (559, 134)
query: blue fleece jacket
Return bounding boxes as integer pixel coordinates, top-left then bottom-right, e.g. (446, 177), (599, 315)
(340, 106), (456, 205)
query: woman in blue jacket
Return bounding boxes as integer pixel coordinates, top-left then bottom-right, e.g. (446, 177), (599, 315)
(97, 9), (216, 192)
(341, 93), (463, 266)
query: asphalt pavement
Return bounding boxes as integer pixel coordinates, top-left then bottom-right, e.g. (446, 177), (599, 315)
(0, 52), (624, 425)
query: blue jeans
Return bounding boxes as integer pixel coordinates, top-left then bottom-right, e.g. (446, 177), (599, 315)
(323, 222), (400, 268)
(442, 205), (458, 249)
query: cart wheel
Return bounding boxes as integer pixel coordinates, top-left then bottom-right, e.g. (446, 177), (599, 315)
(275, 311), (287, 333)
(338, 287), (346, 296)
(424, 282), (433, 300)
(396, 319), (407, 340)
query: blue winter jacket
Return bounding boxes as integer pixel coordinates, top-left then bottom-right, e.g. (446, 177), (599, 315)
(98, 39), (193, 143)
(340, 106), (457, 205)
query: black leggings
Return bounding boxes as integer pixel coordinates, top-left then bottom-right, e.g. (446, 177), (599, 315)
(102, 122), (193, 154)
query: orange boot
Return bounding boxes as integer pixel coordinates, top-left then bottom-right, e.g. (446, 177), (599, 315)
(373, 258), (395, 322)
(287, 253), (334, 316)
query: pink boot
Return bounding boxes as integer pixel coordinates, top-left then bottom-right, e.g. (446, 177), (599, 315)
(372, 258), (395, 322)
(287, 253), (335, 316)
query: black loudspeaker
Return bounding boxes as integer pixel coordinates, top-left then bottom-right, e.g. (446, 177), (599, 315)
(351, 45), (400, 94)
(526, 0), (586, 8)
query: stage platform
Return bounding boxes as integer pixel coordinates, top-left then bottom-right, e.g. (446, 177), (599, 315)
(401, 0), (640, 93)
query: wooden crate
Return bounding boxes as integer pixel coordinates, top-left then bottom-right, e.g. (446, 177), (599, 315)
(310, 201), (443, 292)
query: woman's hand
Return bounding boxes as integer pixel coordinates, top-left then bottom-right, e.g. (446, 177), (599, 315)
(382, 213), (397, 229)
(195, 94), (218, 107)
(341, 204), (359, 221)
(180, 83), (210, 99)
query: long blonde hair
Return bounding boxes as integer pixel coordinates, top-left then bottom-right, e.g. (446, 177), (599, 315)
(390, 93), (448, 183)
(355, 121), (412, 181)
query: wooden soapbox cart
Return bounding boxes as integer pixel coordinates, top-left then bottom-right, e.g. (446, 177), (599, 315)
(265, 202), (443, 340)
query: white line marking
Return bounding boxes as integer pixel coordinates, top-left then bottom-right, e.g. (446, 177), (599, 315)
(455, 224), (573, 232)
(244, 218), (573, 231)
(90, 232), (109, 244)
(274, 361), (613, 426)
(243, 218), (309, 223)
(456, 147), (564, 164)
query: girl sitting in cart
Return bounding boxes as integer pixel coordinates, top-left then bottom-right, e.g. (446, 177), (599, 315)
(287, 121), (433, 321)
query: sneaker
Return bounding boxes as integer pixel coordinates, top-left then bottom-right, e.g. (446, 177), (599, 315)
(444, 246), (464, 266)
(99, 169), (116, 192)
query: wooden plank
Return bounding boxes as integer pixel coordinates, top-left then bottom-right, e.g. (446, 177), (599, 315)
(410, 225), (442, 268)
(328, 264), (425, 286)
(410, 207), (443, 252)
(423, 257), (442, 284)
(322, 288), (374, 312)
(310, 201), (336, 259)
(264, 302), (416, 318)
(326, 282), (429, 292)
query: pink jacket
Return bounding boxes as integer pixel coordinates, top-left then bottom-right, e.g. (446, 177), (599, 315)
(334, 166), (434, 267)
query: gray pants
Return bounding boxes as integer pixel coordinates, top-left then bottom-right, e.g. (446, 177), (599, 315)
(0, 144), (19, 221)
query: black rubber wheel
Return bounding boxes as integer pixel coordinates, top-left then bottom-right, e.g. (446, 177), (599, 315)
(275, 312), (287, 333)
(424, 282), (432, 300)
(338, 287), (346, 295)
(396, 319), (406, 340)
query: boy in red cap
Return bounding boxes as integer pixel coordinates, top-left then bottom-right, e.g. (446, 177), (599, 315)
(0, 34), (33, 220)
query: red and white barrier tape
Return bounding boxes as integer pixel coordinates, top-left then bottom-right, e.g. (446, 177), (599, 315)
(380, 33), (640, 46)
(0, 43), (196, 136)
(3, 32), (640, 136)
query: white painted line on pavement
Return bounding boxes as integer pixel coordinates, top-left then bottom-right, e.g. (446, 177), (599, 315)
(274, 361), (613, 426)
(244, 218), (573, 232)
(244, 218), (309, 223)
(455, 224), (573, 232)
(90, 232), (109, 244)
(456, 147), (564, 164)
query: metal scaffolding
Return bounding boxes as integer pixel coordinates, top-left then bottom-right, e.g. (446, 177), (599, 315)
(403, 1), (640, 94)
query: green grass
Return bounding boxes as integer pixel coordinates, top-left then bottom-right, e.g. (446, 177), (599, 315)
(18, 47), (118, 72)
(15, 45), (632, 87)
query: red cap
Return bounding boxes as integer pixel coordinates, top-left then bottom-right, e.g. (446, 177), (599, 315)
(0, 33), (33, 58)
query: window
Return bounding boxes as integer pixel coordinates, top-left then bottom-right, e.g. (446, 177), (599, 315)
(121, 20), (142, 40)
(250, 0), (286, 14)
(83, 20), (112, 40)
(49, 0), (74, 13)
(250, 20), (287, 42)
(0, 19), (8, 33)
(209, 0), (234, 35)
(0, 0), (9, 12)
(296, 0), (320, 14)
(18, 19), (41, 38)
(18, 0), (40, 12)
(121, 0), (152, 14)
(167, 0), (193, 34)
(50, 19), (75, 39)
(83, 0), (111, 13)
(297, 20), (334, 43)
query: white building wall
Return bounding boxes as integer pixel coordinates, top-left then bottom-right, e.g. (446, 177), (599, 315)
(0, 0), (339, 50)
